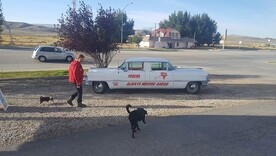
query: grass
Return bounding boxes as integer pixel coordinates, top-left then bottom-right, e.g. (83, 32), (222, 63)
(1, 35), (58, 47)
(0, 70), (68, 79)
(149, 48), (178, 51)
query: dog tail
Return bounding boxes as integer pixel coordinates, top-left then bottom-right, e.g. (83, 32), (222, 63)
(126, 104), (132, 114)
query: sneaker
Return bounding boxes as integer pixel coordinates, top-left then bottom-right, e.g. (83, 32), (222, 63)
(77, 103), (87, 107)
(67, 99), (73, 106)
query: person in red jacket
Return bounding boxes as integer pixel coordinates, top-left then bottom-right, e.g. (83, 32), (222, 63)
(67, 54), (87, 107)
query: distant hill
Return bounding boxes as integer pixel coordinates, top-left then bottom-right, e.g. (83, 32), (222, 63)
(226, 34), (275, 46)
(2, 21), (57, 36)
(2, 21), (275, 47)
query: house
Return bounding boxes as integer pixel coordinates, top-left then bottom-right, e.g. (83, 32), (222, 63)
(139, 35), (150, 47)
(139, 28), (196, 49)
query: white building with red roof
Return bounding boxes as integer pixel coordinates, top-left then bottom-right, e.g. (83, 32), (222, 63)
(140, 28), (195, 49)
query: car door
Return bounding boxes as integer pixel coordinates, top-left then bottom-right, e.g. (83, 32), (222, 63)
(149, 62), (174, 88)
(53, 47), (64, 60)
(39, 47), (53, 60)
(117, 61), (146, 88)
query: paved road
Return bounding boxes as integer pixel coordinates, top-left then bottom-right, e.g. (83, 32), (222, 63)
(1, 48), (276, 83)
(1, 102), (276, 156)
(0, 48), (275, 72)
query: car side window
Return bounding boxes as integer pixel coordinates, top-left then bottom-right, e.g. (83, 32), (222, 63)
(168, 63), (175, 71)
(55, 48), (62, 53)
(151, 62), (167, 70)
(119, 62), (127, 70)
(128, 62), (143, 70)
(48, 48), (55, 52)
(40, 47), (55, 52)
(40, 47), (48, 52)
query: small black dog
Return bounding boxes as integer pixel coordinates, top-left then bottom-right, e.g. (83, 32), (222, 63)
(126, 104), (148, 138)
(40, 96), (53, 104)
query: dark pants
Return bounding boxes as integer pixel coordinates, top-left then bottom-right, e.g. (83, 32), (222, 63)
(71, 84), (82, 103)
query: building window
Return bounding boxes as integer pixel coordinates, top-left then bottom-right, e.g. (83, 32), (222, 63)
(177, 43), (179, 46)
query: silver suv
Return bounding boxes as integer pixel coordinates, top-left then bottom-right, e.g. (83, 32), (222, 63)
(32, 46), (75, 62)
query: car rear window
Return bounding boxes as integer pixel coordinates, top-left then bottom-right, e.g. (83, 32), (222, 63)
(151, 62), (167, 70)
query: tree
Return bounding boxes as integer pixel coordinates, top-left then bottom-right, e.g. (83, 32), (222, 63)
(115, 11), (135, 43)
(141, 28), (152, 35)
(0, 0), (4, 41)
(160, 11), (191, 37)
(213, 32), (221, 45)
(129, 33), (143, 48)
(191, 14), (217, 46)
(56, 2), (120, 68)
(159, 11), (218, 46)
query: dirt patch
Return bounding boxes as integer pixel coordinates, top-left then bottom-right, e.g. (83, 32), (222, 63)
(0, 76), (275, 146)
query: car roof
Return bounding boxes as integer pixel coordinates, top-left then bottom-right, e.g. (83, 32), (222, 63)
(38, 45), (56, 48)
(125, 57), (169, 62)
(37, 46), (64, 49)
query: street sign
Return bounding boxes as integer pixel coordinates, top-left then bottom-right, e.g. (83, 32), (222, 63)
(0, 89), (9, 111)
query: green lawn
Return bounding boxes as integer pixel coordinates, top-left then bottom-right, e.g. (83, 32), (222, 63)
(0, 70), (68, 79)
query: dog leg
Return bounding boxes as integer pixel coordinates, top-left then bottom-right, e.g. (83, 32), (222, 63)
(131, 123), (135, 138)
(131, 122), (136, 132)
(132, 130), (135, 138)
(143, 117), (146, 124)
(136, 123), (140, 131)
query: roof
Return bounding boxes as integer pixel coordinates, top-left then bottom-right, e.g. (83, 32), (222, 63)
(125, 57), (169, 62)
(151, 28), (176, 37)
(141, 35), (150, 42)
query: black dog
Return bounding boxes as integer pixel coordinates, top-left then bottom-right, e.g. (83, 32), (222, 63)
(126, 104), (147, 138)
(40, 96), (53, 104)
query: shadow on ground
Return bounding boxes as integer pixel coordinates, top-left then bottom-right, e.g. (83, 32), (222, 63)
(1, 114), (276, 156)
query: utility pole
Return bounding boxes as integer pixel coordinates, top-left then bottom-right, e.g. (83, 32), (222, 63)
(222, 29), (227, 50)
(154, 23), (157, 48)
(72, 0), (76, 12)
(4, 22), (13, 45)
(121, 2), (133, 45)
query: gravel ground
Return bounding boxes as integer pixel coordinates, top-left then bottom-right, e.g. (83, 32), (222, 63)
(0, 75), (275, 146)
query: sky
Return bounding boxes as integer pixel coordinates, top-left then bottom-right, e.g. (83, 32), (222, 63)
(2, 0), (276, 38)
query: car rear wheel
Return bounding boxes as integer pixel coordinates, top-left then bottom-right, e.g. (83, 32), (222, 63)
(66, 56), (73, 62)
(38, 56), (47, 62)
(92, 82), (108, 94)
(185, 82), (201, 94)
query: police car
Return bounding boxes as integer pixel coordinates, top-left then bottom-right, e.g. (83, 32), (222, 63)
(86, 58), (209, 94)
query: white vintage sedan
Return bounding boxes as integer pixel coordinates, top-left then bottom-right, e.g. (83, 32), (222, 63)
(86, 58), (209, 94)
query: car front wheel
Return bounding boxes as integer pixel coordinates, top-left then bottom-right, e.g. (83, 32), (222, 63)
(66, 56), (73, 62)
(185, 82), (201, 94)
(38, 56), (47, 62)
(92, 82), (108, 94)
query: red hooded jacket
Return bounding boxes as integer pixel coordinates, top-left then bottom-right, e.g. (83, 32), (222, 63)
(68, 60), (84, 85)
